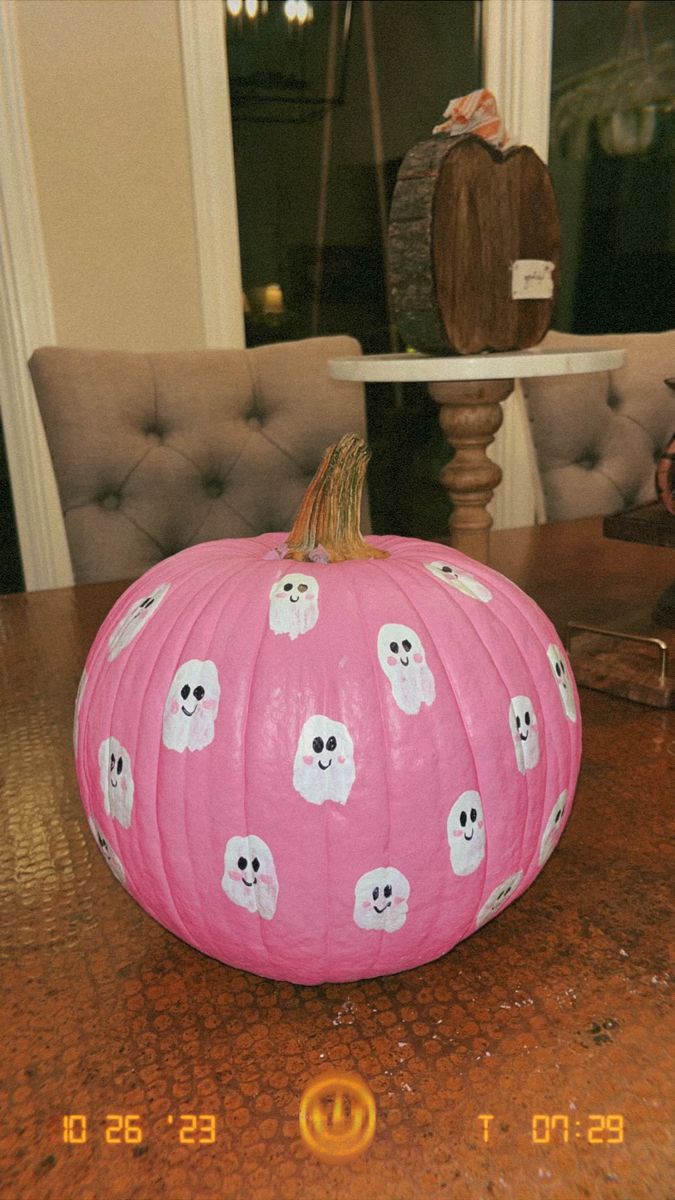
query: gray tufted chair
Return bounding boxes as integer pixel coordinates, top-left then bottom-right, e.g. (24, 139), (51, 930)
(525, 328), (675, 521)
(28, 335), (369, 584)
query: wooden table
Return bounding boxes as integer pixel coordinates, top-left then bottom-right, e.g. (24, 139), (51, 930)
(1, 518), (673, 1200)
(330, 347), (623, 562)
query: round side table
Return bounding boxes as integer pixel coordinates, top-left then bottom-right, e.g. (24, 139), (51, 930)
(330, 347), (624, 563)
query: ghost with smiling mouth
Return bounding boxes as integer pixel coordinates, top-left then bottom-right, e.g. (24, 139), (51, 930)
(547, 644), (577, 722)
(162, 659), (220, 752)
(539, 789), (569, 866)
(476, 870), (523, 927)
(353, 867), (410, 932)
(268, 572), (319, 640)
(377, 623), (436, 715)
(292, 715), (356, 805)
(221, 834), (278, 920)
(88, 815), (126, 885)
(108, 582), (169, 661)
(425, 561), (493, 602)
(447, 790), (486, 876)
(508, 695), (540, 773)
(98, 736), (135, 828)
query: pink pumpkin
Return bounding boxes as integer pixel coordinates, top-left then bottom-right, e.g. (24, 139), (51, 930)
(75, 436), (581, 985)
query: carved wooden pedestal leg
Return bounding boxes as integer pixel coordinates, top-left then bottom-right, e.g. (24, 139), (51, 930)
(429, 378), (513, 564)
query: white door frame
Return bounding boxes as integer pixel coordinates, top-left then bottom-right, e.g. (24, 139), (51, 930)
(178, 0), (245, 349)
(482, 0), (553, 162)
(482, 0), (553, 529)
(0, 0), (244, 591)
(0, 0), (73, 590)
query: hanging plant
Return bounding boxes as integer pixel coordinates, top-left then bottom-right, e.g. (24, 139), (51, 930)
(75, 435), (581, 984)
(551, 4), (675, 161)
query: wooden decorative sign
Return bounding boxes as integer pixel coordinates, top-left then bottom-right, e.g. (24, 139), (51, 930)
(388, 133), (561, 355)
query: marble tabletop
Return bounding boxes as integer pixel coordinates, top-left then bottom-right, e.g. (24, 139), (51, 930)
(329, 346), (625, 383)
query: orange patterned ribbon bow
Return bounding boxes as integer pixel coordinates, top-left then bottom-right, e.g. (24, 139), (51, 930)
(432, 88), (509, 147)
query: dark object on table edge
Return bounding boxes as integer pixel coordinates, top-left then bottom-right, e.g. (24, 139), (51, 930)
(603, 501), (675, 627)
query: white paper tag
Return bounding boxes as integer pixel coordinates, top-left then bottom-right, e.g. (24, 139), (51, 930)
(511, 259), (555, 300)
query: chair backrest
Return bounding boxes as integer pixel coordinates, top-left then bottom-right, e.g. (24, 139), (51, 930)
(525, 328), (675, 521)
(29, 335), (369, 583)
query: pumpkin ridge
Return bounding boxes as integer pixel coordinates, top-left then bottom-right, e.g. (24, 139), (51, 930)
(174, 557), (264, 954)
(142, 556), (243, 946)
(465, 565), (577, 884)
(398, 549), (504, 936)
(371, 556), (467, 950)
(102, 559), (211, 941)
(342, 568), (396, 976)
(475, 581), (552, 892)
(380, 554), (495, 945)
(237, 564), (281, 963)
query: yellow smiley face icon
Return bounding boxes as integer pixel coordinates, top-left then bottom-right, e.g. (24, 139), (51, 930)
(299, 1072), (376, 1164)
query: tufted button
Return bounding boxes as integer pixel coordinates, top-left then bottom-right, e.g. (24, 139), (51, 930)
(606, 392), (621, 411)
(577, 452), (600, 470)
(143, 422), (165, 440)
(204, 478), (225, 499)
(100, 492), (121, 511)
(246, 415), (262, 432)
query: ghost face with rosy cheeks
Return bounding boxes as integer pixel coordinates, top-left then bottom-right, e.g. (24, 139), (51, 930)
(162, 659), (220, 752)
(509, 696), (540, 773)
(108, 583), (169, 661)
(353, 867), (410, 932)
(377, 623), (436, 715)
(88, 815), (126, 885)
(548, 644), (577, 722)
(98, 737), (135, 828)
(269, 572), (319, 640)
(447, 791), (486, 876)
(539, 789), (569, 866)
(476, 870), (523, 927)
(425, 561), (492, 603)
(293, 715), (356, 805)
(221, 835), (278, 920)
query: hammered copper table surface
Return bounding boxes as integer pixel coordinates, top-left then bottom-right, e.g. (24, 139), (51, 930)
(1, 518), (673, 1200)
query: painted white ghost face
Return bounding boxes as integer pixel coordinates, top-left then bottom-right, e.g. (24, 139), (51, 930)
(447, 791), (486, 876)
(73, 667), (88, 755)
(98, 737), (135, 828)
(292, 715), (356, 806)
(88, 815), (126, 885)
(425, 561), (493, 602)
(539, 789), (569, 866)
(162, 659), (220, 752)
(353, 867), (410, 932)
(377, 623), (436, 715)
(509, 696), (540, 773)
(221, 835), (278, 920)
(108, 583), (169, 661)
(548, 644), (577, 722)
(268, 572), (319, 640)
(476, 870), (523, 927)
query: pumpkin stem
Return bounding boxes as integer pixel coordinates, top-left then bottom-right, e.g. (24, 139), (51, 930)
(283, 434), (389, 562)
